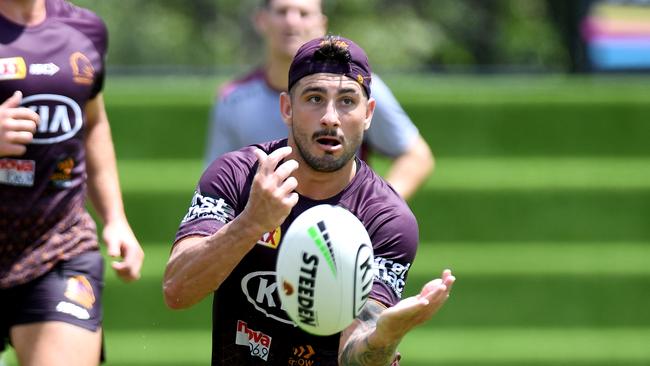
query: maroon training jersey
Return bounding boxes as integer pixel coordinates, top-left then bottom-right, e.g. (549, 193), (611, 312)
(175, 139), (419, 365)
(0, 0), (107, 288)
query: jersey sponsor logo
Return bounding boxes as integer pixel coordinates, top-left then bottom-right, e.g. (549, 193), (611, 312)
(374, 256), (411, 298)
(55, 301), (90, 320)
(0, 159), (35, 187)
(182, 192), (235, 224)
(22, 94), (83, 144)
(289, 345), (316, 366)
(0, 57), (27, 80)
(64, 275), (96, 309)
(296, 253), (319, 327)
(29, 63), (60, 76)
(241, 271), (294, 325)
(308, 221), (336, 276)
(50, 156), (75, 188)
(257, 227), (281, 249)
(235, 320), (272, 361)
(69, 52), (94, 85)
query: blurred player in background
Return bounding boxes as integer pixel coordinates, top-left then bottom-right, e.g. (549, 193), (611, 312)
(0, 0), (144, 365)
(205, 0), (434, 200)
(165, 35), (454, 365)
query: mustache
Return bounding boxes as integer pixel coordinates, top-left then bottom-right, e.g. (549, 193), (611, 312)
(312, 129), (343, 141)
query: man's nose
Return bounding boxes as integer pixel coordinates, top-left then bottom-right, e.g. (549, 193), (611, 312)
(320, 101), (340, 128)
(284, 8), (302, 26)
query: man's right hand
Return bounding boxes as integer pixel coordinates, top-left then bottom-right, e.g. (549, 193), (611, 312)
(241, 146), (299, 234)
(0, 91), (40, 157)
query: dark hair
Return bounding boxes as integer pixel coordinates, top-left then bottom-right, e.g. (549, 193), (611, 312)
(262, 0), (324, 11)
(313, 35), (352, 64)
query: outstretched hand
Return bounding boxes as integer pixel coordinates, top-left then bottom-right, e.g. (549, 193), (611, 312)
(0, 91), (40, 157)
(376, 269), (455, 340)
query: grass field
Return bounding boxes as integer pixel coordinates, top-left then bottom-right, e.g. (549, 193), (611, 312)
(2, 74), (650, 365)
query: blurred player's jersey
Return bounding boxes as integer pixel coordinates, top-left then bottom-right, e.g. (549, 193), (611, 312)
(0, 0), (106, 288)
(176, 139), (418, 365)
(204, 69), (420, 165)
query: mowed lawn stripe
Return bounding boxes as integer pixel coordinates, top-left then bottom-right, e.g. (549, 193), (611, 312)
(398, 327), (650, 365)
(372, 157), (650, 191)
(5, 327), (648, 365)
(104, 241), (650, 285)
(115, 158), (650, 194)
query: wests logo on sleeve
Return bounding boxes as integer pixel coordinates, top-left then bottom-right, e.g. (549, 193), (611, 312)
(182, 191), (235, 224)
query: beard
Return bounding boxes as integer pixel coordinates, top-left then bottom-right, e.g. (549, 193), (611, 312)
(292, 125), (361, 173)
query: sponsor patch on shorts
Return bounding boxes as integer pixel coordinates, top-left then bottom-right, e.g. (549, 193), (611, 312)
(64, 275), (96, 309)
(55, 301), (90, 320)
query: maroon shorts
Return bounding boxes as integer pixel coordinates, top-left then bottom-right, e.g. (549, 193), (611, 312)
(0, 250), (104, 352)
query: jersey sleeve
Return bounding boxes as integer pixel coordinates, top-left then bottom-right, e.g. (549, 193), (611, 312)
(364, 74), (419, 158)
(367, 205), (419, 307)
(174, 149), (255, 245)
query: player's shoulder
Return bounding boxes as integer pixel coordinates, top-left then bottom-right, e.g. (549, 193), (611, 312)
(204, 139), (287, 180)
(47, 0), (107, 51)
(217, 68), (268, 103)
(351, 161), (416, 221)
(47, 0), (106, 28)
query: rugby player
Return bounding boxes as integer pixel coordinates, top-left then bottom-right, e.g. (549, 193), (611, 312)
(165, 35), (454, 365)
(0, 1), (144, 365)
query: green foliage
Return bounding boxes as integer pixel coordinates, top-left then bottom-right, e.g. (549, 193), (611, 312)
(70, 0), (569, 70)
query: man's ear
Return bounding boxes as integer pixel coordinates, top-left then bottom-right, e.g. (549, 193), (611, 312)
(318, 14), (328, 36)
(280, 92), (293, 127)
(252, 8), (267, 35)
(364, 97), (376, 131)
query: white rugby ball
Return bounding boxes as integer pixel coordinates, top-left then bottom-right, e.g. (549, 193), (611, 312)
(276, 204), (374, 336)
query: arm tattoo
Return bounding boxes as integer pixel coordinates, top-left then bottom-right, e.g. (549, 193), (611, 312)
(340, 301), (400, 366)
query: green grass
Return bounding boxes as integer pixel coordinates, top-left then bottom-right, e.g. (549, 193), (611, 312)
(398, 327), (650, 365)
(2, 242), (649, 365)
(4, 74), (650, 365)
(118, 157), (650, 193)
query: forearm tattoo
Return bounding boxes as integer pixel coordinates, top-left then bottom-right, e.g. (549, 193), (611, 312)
(339, 301), (399, 365)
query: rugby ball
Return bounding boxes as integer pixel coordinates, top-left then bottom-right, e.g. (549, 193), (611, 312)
(276, 204), (374, 336)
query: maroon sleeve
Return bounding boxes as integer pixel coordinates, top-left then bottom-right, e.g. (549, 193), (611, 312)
(368, 207), (419, 307)
(173, 147), (258, 245)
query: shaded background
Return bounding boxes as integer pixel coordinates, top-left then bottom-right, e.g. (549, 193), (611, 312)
(4, 0), (650, 365)
(73, 0), (580, 72)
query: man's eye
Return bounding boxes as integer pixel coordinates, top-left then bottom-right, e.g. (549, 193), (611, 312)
(341, 98), (354, 105)
(308, 96), (321, 103)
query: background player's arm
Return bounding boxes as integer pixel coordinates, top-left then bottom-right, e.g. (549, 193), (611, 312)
(384, 134), (434, 200)
(0, 91), (39, 157)
(84, 93), (144, 282)
(365, 76), (434, 200)
(204, 100), (238, 165)
(338, 270), (455, 365)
